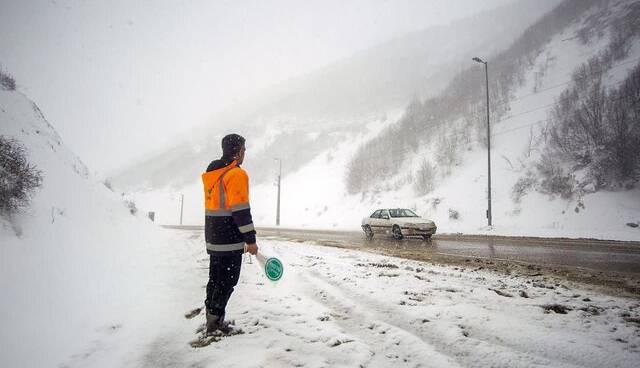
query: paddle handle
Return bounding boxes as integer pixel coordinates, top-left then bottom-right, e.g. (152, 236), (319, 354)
(255, 251), (267, 267)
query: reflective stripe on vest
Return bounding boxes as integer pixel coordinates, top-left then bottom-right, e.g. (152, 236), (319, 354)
(206, 242), (245, 252)
(218, 167), (234, 209)
(231, 202), (250, 212)
(218, 173), (226, 209)
(205, 209), (232, 217)
(204, 166), (237, 216)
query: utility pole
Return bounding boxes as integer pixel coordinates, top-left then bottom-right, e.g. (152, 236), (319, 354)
(179, 193), (184, 225)
(275, 158), (281, 226)
(472, 57), (492, 227)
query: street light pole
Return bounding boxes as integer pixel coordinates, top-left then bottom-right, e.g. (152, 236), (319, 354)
(274, 158), (281, 226)
(472, 57), (492, 227)
(179, 193), (184, 225)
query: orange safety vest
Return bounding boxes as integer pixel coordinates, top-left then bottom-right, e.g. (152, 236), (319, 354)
(201, 160), (251, 216)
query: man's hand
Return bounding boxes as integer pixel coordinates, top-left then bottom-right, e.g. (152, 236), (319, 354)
(245, 243), (258, 255)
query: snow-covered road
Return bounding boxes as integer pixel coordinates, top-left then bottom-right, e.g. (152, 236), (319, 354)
(64, 229), (640, 368)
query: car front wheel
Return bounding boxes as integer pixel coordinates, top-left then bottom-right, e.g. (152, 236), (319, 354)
(392, 225), (403, 240)
(363, 225), (374, 240)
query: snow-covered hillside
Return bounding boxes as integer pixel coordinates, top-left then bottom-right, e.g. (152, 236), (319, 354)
(336, 0), (640, 241)
(0, 88), (180, 367)
(109, 0), (560, 193)
(123, 0), (640, 242)
(253, 0), (640, 241)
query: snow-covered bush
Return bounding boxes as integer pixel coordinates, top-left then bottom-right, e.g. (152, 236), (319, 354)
(448, 208), (460, 220)
(346, 126), (405, 194)
(546, 60), (640, 189)
(536, 155), (575, 199)
(414, 159), (435, 195)
(435, 131), (461, 175)
(103, 179), (114, 192)
(538, 1), (640, 192)
(124, 199), (138, 215)
(0, 136), (42, 216)
(0, 68), (16, 91)
(511, 171), (537, 203)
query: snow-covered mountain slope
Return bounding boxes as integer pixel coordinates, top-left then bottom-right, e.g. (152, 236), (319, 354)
(0, 88), (179, 367)
(109, 0), (559, 192)
(124, 0), (640, 242)
(248, 2), (640, 240)
(253, 0), (640, 239)
(247, 0), (640, 240)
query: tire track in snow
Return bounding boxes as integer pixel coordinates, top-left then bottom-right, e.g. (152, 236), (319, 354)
(264, 241), (457, 367)
(282, 243), (586, 368)
(295, 271), (462, 367)
(314, 269), (591, 368)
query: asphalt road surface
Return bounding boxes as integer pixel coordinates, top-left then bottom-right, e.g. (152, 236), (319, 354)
(164, 225), (640, 275)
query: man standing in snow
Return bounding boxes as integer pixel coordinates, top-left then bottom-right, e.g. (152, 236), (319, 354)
(201, 133), (258, 333)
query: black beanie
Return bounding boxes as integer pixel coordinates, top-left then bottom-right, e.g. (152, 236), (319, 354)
(221, 133), (246, 157)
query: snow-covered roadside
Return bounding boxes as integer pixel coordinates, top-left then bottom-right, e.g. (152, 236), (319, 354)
(0, 88), (199, 367)
(62, 230), (640, 368)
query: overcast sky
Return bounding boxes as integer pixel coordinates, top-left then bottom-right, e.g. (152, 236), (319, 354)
(0, 0), (514, 174)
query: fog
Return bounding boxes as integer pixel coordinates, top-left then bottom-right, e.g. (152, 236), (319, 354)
(0, 0), (515, 174)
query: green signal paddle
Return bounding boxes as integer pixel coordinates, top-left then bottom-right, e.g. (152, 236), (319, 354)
(255, 252), (284, 281)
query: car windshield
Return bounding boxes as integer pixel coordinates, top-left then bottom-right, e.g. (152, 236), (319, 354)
(389, 209), (419, 218)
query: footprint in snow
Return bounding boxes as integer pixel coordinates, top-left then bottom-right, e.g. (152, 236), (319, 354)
(185, 307), (202, 319)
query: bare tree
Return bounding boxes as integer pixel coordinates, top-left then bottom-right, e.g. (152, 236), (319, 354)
(414, 159), (435, 195)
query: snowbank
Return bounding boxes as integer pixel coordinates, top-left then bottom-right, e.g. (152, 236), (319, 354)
(0, 89), (178, 367)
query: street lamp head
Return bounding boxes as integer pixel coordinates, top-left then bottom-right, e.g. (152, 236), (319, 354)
(472, 57), (485, 64)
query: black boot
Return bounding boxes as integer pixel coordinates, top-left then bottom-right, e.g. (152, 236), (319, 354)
(205, 310), (222, 334)
(206, 311), (233, 334)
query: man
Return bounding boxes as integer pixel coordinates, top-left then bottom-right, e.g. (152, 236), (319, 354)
(201, 133), (258, 334)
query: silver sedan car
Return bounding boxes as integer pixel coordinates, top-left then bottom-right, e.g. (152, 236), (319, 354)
(361, 208), (437, 241)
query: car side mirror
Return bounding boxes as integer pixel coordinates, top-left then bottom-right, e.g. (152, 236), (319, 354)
(382, 215), (389, 219)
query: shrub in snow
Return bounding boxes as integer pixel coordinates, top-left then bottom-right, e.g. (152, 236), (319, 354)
(511, 171), (537, 203)
(536, 155), (575, 199)
(0, 68), (16, 91)
(346, 126), (405, 194)
(0, 136), (43, 216)
(543, 8), (640, 190)
(414, 159), (435, 195)
(435, 131), (461, 176)
(546, 61), (640, 189)
(123, 199), (138, 215)
(103, 179), (114, 192)
(448, 209), (459, 220)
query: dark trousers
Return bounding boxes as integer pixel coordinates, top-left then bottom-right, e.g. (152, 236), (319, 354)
(205, 254), (242, 317)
